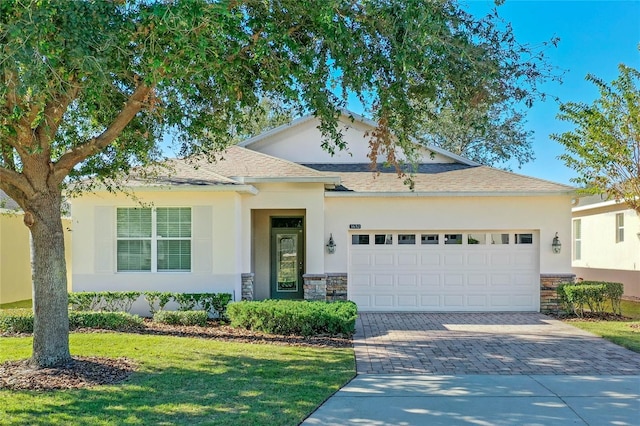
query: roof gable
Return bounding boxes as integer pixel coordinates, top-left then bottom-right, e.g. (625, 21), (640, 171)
(239, 110), (478, 166)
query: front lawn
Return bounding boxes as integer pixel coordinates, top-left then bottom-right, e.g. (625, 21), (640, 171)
(0, 333), (355, 425)
(564, 299), (640, 354)
(0, 300), (31, 309)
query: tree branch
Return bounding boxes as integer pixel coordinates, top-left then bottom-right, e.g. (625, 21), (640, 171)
(35, 83), (80, 155)
(0, 166), (34, 200)
(53, 83), (153, 183)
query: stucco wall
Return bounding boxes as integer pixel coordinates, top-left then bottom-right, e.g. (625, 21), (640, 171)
(572, 267), (640, 299)
(323, 194), (573, 275)
(71, 190), (243, 305)
(0, 213), (72, 304)
(572, 205), (639, 271)
(245, 116), (454, 164)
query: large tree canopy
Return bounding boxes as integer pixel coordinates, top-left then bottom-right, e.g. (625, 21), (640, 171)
(552, 63), (640, 212)
(0, 0), (555, 368)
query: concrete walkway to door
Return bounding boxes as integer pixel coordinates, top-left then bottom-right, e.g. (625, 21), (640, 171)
(354, 312), (640, 375)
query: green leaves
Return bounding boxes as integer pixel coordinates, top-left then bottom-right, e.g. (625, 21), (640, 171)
(552, 62), (640, 212)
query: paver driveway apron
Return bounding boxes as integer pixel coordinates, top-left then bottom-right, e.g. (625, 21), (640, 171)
(303, 312), (640, 426)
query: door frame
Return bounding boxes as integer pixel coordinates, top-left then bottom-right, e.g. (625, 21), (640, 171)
(270, 216), (305, 299)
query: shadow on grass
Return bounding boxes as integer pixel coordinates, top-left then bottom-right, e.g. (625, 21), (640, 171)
(2, 351), (355, 426)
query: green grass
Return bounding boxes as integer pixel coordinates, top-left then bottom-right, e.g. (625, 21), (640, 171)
(566, 299), (640, 354)
(0, 333), (355, 425)
(0, 299), (31, 309)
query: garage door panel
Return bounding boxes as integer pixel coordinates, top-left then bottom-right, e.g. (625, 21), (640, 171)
(398, 295), (418, 307)
(351, 274), (372, 287)
(490, 274), (511, 286)
(467, 253), (488, 265)
(351, 253), (372, 266)
(373, 294), (394, 307)
(398, 253), (418, 266)
(444, 274), (464, 286)
(420, 274), (441, 287)
(467, 295), (487, 307)
(373, 274), (394, 287)
(491, 253), (510, 265)
(349, 230), (539, 312)
(420, 295), (441, 307)
(444, 295), (464, 307)
(374, 254), (394, 266)
(398, 274), (418, 287)
(467, 274), (487, 286)
(421, 254), (441, 265)
(511, 295), (534, 306)
(444, 254), (464, 265)
(490, 295), (511, 306)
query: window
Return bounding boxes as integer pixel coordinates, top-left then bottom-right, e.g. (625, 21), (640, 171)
(352, 234), (370, 245)
(573, 219), (582, 260)
(398, 234), (416, 245)
(421, 234), (439, 245)
(468, 233), (486, 245)
(616, 213), (624, 243)
(490, 233), (509, 244)
(117, 207), (191, 272)
(444, 234), (462, 245)
(515, 233), (533, 244)
(375, 234), (393, 245)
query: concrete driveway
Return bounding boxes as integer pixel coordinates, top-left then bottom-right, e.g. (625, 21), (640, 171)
(303, 312), (640, 425)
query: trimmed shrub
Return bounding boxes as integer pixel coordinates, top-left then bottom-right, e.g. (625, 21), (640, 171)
(0, 310), (142, 333)
(153, 310), (208, 326)
(68, 291), (141, 313)
(143, 291), (173, 314)
(69, 311), (143, 330)
(227, 300), (358, 337)
(0, 309), (34, 333)
(557, 281), (624, 317)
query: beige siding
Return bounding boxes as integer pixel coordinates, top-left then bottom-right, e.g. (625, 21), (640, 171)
(0, 213), (72, 305)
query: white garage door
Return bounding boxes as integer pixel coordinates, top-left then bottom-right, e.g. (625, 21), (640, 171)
(348, 231), (540, 312)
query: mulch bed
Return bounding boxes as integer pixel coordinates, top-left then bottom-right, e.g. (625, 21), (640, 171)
(0, 320), (352, 392)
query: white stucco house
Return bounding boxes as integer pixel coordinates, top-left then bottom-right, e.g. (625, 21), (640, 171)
(71, 111), (575, 312)
(572, 195), (640, 299)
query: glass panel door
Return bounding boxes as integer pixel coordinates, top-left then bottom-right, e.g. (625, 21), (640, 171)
(270, 217), (304, 299)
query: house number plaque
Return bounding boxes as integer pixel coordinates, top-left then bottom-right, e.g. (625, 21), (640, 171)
(349, 224), (361, 229)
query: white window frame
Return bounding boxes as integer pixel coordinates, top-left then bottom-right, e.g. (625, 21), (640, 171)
(615, 213), (624, 243)
(573, 219), (582, 260)
(116, 207), (192, 272)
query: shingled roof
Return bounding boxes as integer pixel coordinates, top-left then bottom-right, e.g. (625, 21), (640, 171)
(302, 163), (574, 195)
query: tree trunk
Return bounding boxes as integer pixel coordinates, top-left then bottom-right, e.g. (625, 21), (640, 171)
(26, 189), (71, 368)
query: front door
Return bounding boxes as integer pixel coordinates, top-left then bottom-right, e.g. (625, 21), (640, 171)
(270, 217), (304, 299)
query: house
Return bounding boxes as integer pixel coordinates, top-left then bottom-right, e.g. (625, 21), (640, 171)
(0, 190), (73, 305)
(71, 111), (575, 313)
(572, 194), (640, 299)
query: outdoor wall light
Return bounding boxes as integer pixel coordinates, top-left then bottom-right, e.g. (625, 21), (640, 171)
(552, 232), (562, 254)
(326, 233), (336, 254)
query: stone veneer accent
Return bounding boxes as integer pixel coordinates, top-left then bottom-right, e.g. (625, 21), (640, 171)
(303, 274), (327, 301)
(326, 273), (348, 302)
(241, 273), (255, 301)
(540, 273), (575, 313)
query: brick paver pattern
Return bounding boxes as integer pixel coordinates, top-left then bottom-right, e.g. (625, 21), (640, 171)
(355, 313), (640, 375)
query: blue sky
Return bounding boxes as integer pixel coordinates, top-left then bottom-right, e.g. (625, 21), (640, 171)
(460, 0), (640, 184)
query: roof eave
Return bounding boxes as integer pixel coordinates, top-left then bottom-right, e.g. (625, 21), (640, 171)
(325, 190), (576, 198)
(82, 183), (259, 195)
(233, 176), (341, 184)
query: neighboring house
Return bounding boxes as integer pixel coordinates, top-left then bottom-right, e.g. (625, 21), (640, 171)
(0, 190), (73, 304)
(71, 111), (574, 313)
(572, 194), (640, 299)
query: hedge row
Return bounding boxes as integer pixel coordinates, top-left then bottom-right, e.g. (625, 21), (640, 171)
(68, 291), (233, 318)
(0, 309), (143, 334)
(153, 310), (208, 326)
(227, 300), (358, 336)
(557, 281), (623, 317)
